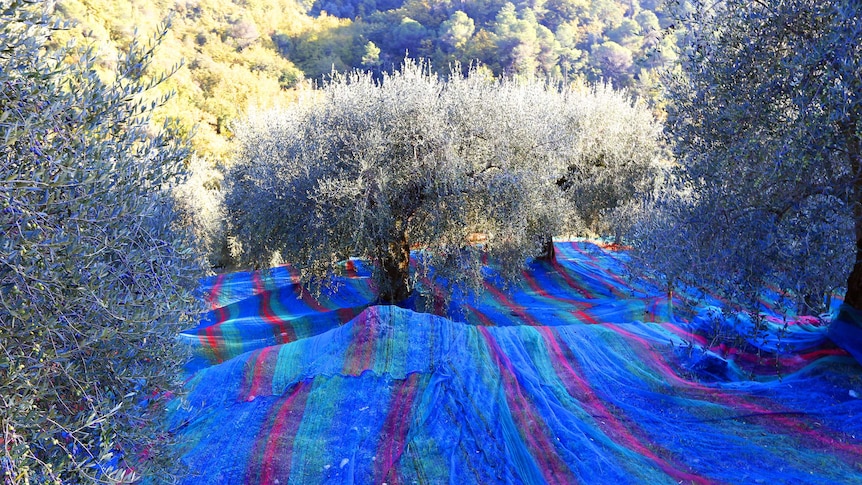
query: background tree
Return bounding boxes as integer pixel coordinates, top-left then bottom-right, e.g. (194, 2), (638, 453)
(445, 75), (578, 261)
(557, 82), (663, 245)
(361, 40), (382, 68)
(173, 156), (228, 268)
(590, 40), (633, 86)
(224, 62), (573, 303)
(466, 78), (664, 261)
(0, 1), (205, 481)
(228, 17), (261, 50)
(631, 0), (861, 315)
(440, 10), (475, 52)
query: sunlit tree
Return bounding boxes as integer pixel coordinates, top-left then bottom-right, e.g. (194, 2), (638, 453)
(0, 1), (205, 481)
(225, 62), (573, 303)
(557, 82), (663, 246)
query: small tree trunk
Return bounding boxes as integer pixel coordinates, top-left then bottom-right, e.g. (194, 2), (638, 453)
(378, 229), (411, 304)
(842, 117), (862, 310)
(537, 235), (556, 261)
(844, 240), (862, 310)
(666, 282), (674, 318)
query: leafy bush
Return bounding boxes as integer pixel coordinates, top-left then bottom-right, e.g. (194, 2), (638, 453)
(0, 1), (205, 481)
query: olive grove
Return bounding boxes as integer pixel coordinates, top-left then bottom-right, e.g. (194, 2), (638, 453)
(0, 1), (205, 481)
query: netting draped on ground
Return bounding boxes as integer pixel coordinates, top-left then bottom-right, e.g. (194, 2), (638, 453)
(168, 241), (862, 484)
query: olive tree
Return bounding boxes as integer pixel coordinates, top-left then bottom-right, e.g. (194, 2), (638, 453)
(468, 79), (664, 261)
(225, 62), (575, 303)
(631, 0), (861, 314)
(173, 155), (228, 267)
(443, 74), (582, 262)
(1, 1), (204, 482)
(552, 82), (664, 256)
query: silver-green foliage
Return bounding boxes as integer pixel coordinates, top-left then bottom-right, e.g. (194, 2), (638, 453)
(226, 62), (583, 302)
(558, 82), (663, 238)
(631, 0), (861, 313)
(0, 1), (204, 482)
(172, 155), (227, 267)
(226, 61), (663, 301)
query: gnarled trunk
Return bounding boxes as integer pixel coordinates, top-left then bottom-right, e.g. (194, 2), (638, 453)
(536, 235), (556, 261)
(378, 229), (411, 304)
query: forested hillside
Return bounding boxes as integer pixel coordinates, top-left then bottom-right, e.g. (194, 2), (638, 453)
(53, 0), (678, 160)
(54, 0), (308, 159)
(296, 0), (679, 85)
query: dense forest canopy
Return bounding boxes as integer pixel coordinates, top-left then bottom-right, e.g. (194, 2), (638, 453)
(293, 0), (679, 86)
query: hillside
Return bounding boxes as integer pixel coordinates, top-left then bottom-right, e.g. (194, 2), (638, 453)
(54, 0), (310, 159)
(54, 0), (677, 161)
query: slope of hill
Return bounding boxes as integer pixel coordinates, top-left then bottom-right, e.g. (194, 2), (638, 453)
(166, 241), (862, 483)
(54, 0), (677, 161)
(291, 0), (680, 87)
(55, 0), (309, 159)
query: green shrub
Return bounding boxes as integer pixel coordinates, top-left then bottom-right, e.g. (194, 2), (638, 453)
(0, 1), (205, 482)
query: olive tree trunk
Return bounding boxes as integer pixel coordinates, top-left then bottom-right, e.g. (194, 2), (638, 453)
(842, 117), (862, 310)
(378, 229), (411, 304)
(537, 235), (556, 261)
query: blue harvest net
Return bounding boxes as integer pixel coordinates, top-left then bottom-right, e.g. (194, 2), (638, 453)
(166, 241), (862, 484)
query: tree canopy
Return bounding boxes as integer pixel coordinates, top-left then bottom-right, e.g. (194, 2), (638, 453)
(557, 82), (662, 241)
(225, 62), (565, 303)
(0, 1), (205, 480)
(632, 0), (862, 315)
(225, 61), (662, 302)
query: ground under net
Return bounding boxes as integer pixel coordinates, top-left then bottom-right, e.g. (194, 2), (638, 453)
(166, 240), (862, 484)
